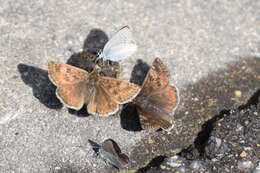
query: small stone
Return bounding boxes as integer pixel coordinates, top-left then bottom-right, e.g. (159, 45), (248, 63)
(178, 167), (186, 173)
(212, 158), (218, 162)
(194, 97), (199, 101)
(234, 90), (242, 97)
(244, 147), (252, 151)
(240, 151), (247, 158)
(148, 137), (154, 144)
(160, 165), (166, 169)
(190, 160), (203, 170)
(215, 137), (222, 148)
(244, 120), (249, 125)
(166, 156), (183, 168)
(238, 160), (254, 171)
(236, 124), (243, 131)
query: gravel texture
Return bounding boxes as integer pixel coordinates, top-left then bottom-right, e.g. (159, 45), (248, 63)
(143, 90), (260, 173)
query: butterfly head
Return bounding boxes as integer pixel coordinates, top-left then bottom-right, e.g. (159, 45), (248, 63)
(93, 64), (102, 73)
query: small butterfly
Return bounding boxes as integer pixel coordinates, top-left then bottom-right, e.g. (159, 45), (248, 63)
(98, 26), (137, 61)
(88, 139), (129, 169)
(48, 62), (140, 116)
(133, 58), (179, 131)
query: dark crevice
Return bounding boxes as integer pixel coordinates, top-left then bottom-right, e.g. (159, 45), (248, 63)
(194, 109), (230, 154)
(136, 156), (166, 173)
(177, 109), (230, 159)
(179, 88), (260, 158)
(238, 89), (260, 110)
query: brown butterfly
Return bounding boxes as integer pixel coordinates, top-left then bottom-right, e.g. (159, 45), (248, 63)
(133, 58), (179, 131)
(48, 62), (140, 116)
(88, 139), (129, 169)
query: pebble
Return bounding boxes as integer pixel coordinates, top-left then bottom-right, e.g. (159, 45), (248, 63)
(237, 160), (254, 171)
(236, 124), (243, 131)
(215, 137), (222, 148)
(234, 90), (242, 97)
(190, 160), (203, 170)
(239, 151), (247, 158)
(166, 156), (183, 167)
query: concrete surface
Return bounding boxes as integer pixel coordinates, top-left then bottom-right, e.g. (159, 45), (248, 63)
(0, 0), (259, 172)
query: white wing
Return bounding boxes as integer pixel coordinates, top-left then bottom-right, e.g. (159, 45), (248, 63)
(100, 26), (137, 61)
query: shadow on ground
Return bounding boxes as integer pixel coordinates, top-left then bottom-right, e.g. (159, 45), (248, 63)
(17, 64), (62, 109)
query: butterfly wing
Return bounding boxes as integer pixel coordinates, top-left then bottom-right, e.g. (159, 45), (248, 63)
(118, 153), (130, 166)
(101, 139), (121, 156)
(56, 82), (86, 110)
(48, 62), (88, 110)
(100, 26), (137, 61)
(48, 61), (88, 85)
(135, 58), (179, 131)
(138, 107), (173, 131)
(138, 58), (170, 97)
(101, 139), (129, 168)
(87, 86), (119, 116)
(145, 85), (179, 114)
(99, 76), (141, 104)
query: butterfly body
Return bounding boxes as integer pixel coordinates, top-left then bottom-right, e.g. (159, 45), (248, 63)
(48, 62), (140, 116)
(134, 58), (179, 131)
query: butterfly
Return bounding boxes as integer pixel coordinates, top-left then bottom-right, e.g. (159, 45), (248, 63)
(88, 139), (129, 169)
(98, 26), (137, 61)
(133, 58), (179, 131)
(48, 62), (140, 116)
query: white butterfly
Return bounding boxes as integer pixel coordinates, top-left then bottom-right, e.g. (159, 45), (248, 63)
(98, 26), (137, 61)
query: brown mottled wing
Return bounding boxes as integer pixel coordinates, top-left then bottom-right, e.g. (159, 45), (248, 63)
(102, 139), (129, 166)
(138, 58), (169, 97)
(48, 62), (88, 110)
(137, 108), (173, 131)
(56, 82), (85, 110)
(99, 76), (140, 104)
(145, 85), (179, 114)
(135, 58), (179, 131)
(102, 139), (121, 156)
(87, 86), (119, 116)
(48, 61), (88, 86)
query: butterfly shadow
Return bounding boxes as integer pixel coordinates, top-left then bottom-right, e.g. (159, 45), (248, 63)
(17, 64), (62, 109)
(120, 59), (150, 132)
